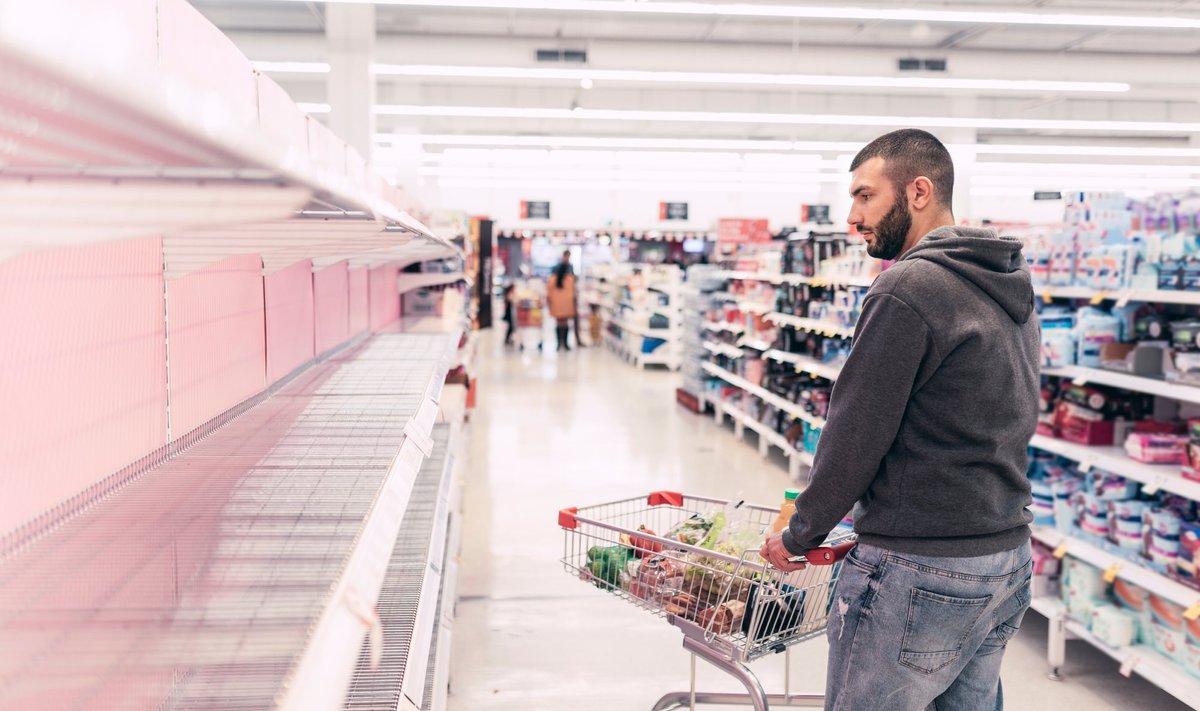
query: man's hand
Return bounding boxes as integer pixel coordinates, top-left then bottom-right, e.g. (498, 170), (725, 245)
(759, 531), (808, 572)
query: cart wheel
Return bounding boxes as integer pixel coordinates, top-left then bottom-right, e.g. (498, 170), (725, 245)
(1048, 667), (1063, 682)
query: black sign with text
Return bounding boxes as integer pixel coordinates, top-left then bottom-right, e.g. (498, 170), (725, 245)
(659, 202), (689, 221)
(521, 200), (551, 219)
(1033, 191), (1063, 201)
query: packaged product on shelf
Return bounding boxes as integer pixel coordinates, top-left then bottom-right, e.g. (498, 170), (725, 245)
(1029, 479), (1056, 526)
(1039, 307), (1077, 368)
(1062, 557), (1106, 620)
(1148, 593), (1188, 661)
(1186, 420), (1200, 482)
(1111, 578), (1149, 643)
(1030, 541), (1062, 599)
(1075, 308), (1123, 368)
(1178, 522), (1200, 582)
(1110, 499), (1148, 551)
(1144, 507), (1184, 567)
(1052, 476), (1085, 533)
(1184, 617), (1200, 680)
(1124, 431), (1189, 464)
(1091, 604), (1137, 648)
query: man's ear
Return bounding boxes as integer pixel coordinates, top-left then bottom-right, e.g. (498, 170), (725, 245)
(909, 176), (935, 211)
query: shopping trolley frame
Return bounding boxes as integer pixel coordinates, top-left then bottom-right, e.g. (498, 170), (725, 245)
(558, 491), (854, 711)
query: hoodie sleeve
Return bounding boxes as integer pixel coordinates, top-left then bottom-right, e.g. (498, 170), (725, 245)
(781, 291), (938, 555)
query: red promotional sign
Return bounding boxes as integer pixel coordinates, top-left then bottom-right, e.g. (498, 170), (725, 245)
(717, 218), (771, 243)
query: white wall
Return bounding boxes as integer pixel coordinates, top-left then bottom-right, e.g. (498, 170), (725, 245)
(425, 179), (1067, 233)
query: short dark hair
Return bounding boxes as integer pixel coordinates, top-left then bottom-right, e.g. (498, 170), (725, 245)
(849, 129), (954, 209)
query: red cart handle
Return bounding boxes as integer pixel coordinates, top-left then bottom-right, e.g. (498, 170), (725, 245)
(799, 541), (856, 566)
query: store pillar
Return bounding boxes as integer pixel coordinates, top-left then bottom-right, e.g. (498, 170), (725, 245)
(326, 4), (375, 163)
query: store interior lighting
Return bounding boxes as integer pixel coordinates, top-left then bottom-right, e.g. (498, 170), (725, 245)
(353, 64), (1130, 94)
(382, 134), (1200, 159)
(265, 0), (1200, 30)
(372, 105), (1200, 133)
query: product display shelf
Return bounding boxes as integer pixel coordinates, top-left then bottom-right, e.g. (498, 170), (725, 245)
(343, 421), (465, 711)
(0, 331), (462, 710)
(680, 265), (726, 410)
(1042, 366), (1200, 406)
(763, 349), (845, 383)
(1028, 596), (1200, 710)
(703, 341), (744, 359)
(0, 0), (458, 272)
(703, 321), (747, 335)
(702, 362), (826, 429)
(1038, 285), (1200, 307)
(397, 272), (469, 296)
(1031, 526), (1200, 613)
(715, 270), (877, 289)
(738, 299), (777, 314)
(715, 400), (811, 465)
(1029, 434), (1200, 501)
(765, 313), (857, 340)
(736, 336), (774, 352)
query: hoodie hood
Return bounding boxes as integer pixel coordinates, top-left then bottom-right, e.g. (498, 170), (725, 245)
(900, 225), (1034, 324)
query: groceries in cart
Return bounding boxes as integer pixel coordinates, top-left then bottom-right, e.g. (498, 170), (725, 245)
(573, 494), (851, 649)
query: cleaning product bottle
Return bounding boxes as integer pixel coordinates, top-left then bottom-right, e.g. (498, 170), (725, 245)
(769, 489), (800, 534)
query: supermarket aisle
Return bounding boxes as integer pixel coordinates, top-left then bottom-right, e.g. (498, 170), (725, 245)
(448, 334), (1188, 711)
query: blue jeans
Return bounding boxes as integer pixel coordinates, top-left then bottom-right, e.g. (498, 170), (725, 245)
(824, 541), (1032, 711)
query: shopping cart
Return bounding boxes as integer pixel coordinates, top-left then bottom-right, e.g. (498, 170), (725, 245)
(558, 491), (855, 711)
(514, 296), (544, 351)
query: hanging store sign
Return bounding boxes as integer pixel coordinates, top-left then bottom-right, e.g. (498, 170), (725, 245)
(1033, 191), (1064, 201)
(520, 200), (551, 219)
(659, 201), (689, 221)
(717, 218), (771, 243)
(801, 204), (832, 224)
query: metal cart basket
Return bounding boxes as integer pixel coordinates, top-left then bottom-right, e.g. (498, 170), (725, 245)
(558, 491), (855, 711)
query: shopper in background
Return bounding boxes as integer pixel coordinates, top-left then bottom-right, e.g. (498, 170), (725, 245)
(760, 128), (1039, 711)
(546, 250), (577, 352)
(502, 284), (516, 347)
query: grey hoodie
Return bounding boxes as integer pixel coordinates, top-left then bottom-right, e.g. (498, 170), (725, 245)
(782, 226), (1040, 558)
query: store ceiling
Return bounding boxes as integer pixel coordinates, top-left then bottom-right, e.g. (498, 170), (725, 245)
(188, 0), (1200, 196)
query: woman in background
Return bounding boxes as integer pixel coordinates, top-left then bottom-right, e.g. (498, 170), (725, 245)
(546, 250), (577, 352)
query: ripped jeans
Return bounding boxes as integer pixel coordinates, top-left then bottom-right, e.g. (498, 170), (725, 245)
(824, 541), (1032, 711)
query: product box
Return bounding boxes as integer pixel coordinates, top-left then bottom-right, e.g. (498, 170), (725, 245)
(1183, 617), (1200, 679)
(1185, 420), (1200, 483)
(1179, 522), (1200, 582)
(1124, 432), (1188, 464)
(1147, 594), (1188, 661)
(1092, 604), (1136, 648)
(1111, 578), (1149, 644)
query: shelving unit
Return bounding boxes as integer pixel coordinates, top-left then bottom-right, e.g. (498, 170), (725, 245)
(1038, 285), (1200, 306)
(0, 4), (469, 710)
(1043, 365), (1200, 406)
(397, 271), (469, 296)
(765, 312), (857, 340)
(1030, 434), (1200, 501)
(1029, 596), (1200, 709)
(597, 263), (684, 370)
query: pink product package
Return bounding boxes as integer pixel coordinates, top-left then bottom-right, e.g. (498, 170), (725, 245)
(1124, 432), (1188, 465)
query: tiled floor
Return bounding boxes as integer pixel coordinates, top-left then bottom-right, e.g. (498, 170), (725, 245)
(448, 331), (1190, 710)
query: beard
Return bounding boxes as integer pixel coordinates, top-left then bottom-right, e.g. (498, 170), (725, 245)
(862, 195), (912, 260)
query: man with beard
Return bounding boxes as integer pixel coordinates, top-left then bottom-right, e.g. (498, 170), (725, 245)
(760, 129), (1039, 710)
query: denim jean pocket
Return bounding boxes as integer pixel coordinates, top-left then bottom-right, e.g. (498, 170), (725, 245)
(899, 588), (992, 674)
(844, 545), (879, 575)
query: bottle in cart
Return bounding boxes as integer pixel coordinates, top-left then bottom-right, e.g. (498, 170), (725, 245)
(769, 489), (800, 534)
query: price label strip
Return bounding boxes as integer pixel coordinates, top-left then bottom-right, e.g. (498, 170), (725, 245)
(1103, 564), (1121, 584)
(1119, 654), (1140, 679)
(1053, 541), (1070, 559)
(1185, 602), (1200, 622)
(1089, 291), (1108, 306)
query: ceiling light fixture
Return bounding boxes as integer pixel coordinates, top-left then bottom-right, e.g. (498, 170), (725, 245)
(374, 104), (1200, 133)
(380, 134), (1200, 159)
(250, 60), (331, 73)
(367, 64), (1129, 93)
(264, 0), (1200, 31)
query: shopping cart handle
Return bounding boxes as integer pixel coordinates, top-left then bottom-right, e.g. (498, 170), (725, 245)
(801, 541), (856, 566)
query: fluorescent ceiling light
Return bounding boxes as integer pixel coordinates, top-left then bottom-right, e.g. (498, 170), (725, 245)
(375, 105), (1200, 133)
(419, 166), (846, 183)
(368, 64), (1129, 94)
(973, 162), (1200, 176)
(972, 144), (1200, 159)
(432, 177), (824, 194)
(268, 1), (1200, 30)
(251, 60), (331, 73)
(381, 133), (1200, 158)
